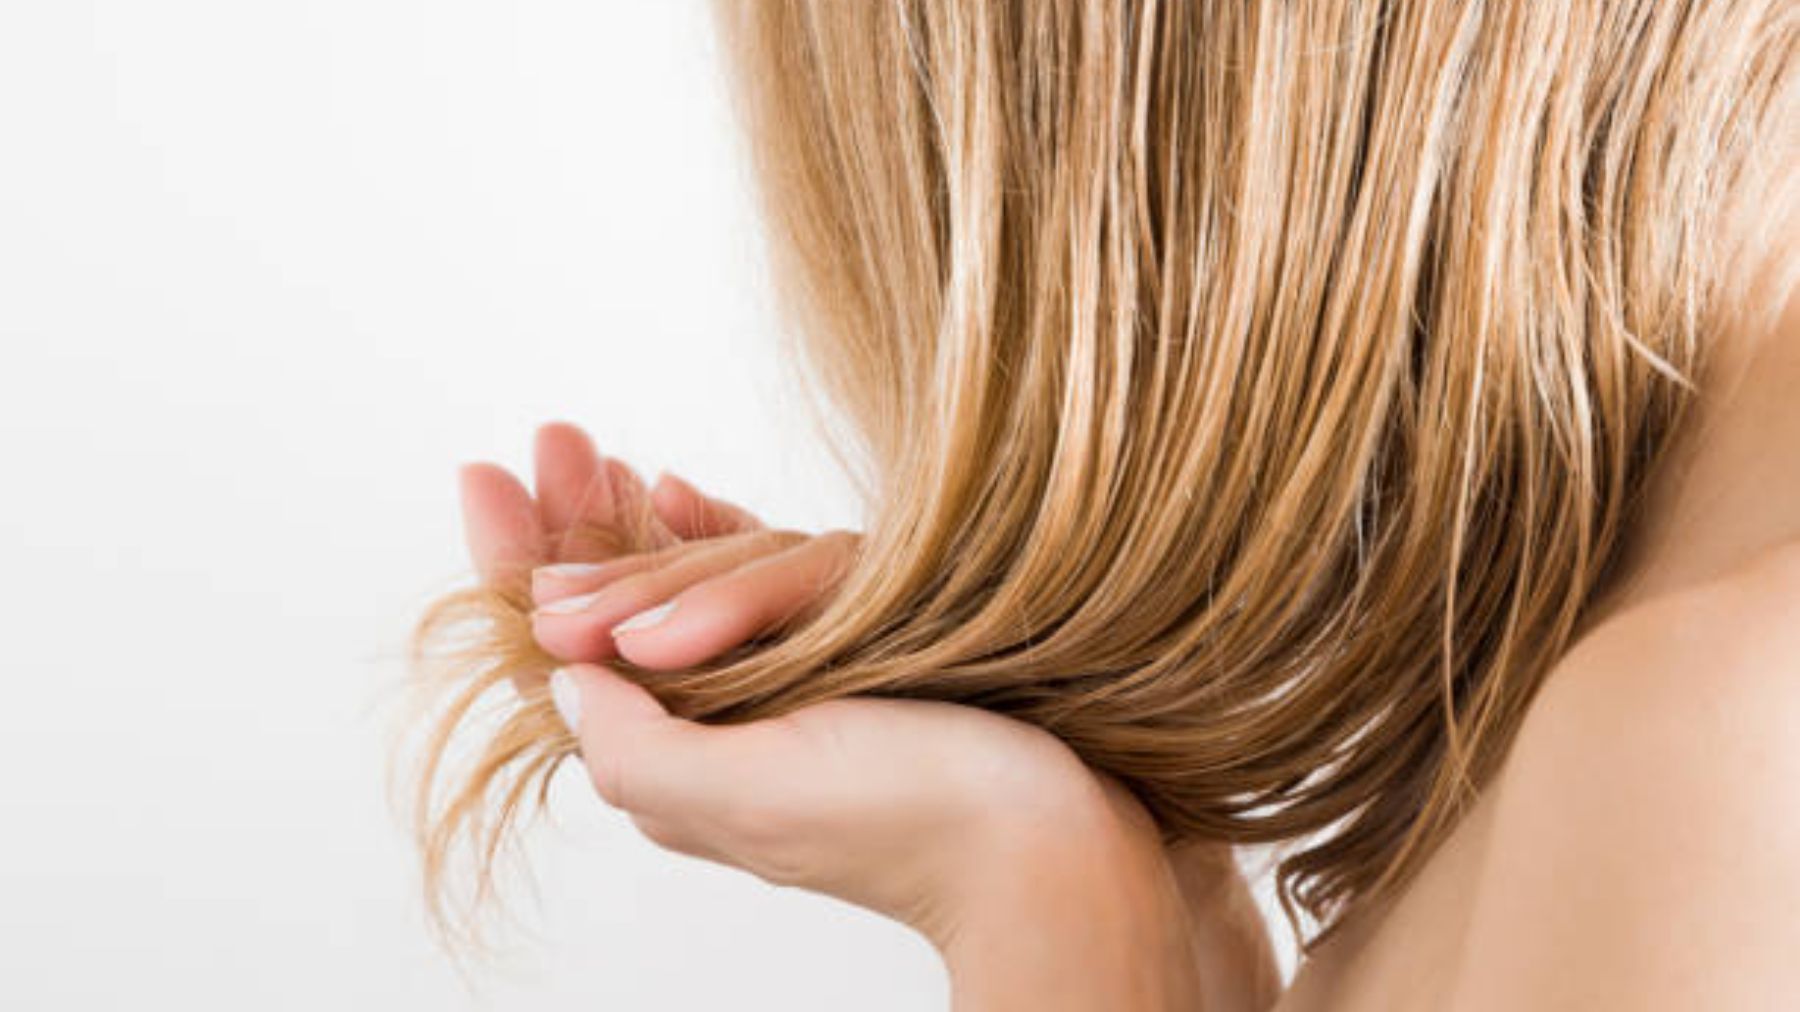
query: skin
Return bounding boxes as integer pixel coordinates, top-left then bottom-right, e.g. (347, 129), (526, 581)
(455, 256), (1797, 1008)
(1278, 256), (1800, 1008)
(460, 424), (1276, 1010)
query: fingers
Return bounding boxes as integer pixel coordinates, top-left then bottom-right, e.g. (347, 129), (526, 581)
(612, 530), (860, 669)
(550, 663), (845, 890)
(459, 462), (545, 582)
(468, 424), (817, 668)
(531, 554), (666, 605)
(547, 668), (1026, 915)
(528, 533), (760, 605)
(531, 422), (753, 553)
(530, 531), (807, 661)
(532, 421), (604, 537)
(535, 423), (671, 558)
(611, 458), (684, 552)
(651, 471), (764, 540)
(549, 664), (794, 827)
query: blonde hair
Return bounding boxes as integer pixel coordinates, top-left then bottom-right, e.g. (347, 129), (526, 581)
(410, 0), (1799, 947)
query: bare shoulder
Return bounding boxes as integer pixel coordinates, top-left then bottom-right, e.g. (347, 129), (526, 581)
(1523, 541), (1800, 767)
(1445, 544), (1800, 1010)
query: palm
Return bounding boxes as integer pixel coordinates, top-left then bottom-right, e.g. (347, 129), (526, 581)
(457, 422), (1275, 1000)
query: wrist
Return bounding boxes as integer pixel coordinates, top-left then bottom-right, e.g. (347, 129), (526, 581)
(1168, 843), (1284, 1012)
(927, 781), (1204, 1011)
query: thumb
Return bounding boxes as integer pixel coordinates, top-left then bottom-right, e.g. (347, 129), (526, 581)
(547, 664), (773, 820)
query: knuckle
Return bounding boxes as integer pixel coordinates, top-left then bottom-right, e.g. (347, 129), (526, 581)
(605, 571), (672, 617)
(671, 588), (744, 634)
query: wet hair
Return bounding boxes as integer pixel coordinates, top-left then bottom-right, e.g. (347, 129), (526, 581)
(410, 0), (1799, 949)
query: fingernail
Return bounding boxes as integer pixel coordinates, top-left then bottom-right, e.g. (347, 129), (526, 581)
(536, 562), (608, 579)
(536, 590), (603, 615)
(614, 600), (676, 635)
(550, 668), (582, 734)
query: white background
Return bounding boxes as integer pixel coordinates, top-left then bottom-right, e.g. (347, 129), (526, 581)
(0, 3), (1287, 1008)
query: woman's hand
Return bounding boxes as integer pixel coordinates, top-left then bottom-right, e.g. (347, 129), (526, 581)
(548, 662), (1207, 1009)
(458, 421), (1273, 1009)
(456, 420), (684, 584)
(528, 526), (1280, 1010)
(529, 526), (857, 667)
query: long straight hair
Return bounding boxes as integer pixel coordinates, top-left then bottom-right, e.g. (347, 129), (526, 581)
(410, 0), (1799, 947)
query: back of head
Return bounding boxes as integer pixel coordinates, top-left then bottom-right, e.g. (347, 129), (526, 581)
(415, 0), (1800, 945)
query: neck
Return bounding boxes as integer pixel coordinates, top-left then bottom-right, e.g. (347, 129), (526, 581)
(1584, 252), (1800, 630)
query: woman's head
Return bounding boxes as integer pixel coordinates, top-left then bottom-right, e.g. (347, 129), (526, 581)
(414, 0), (1798, 945)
